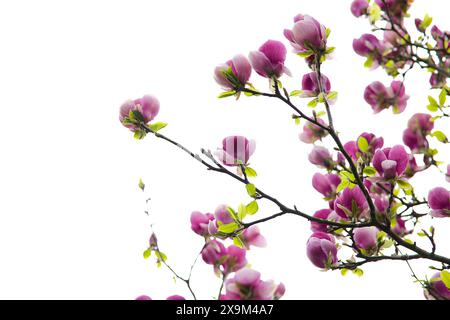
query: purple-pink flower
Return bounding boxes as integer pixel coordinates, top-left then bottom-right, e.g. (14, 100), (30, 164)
(301, 72), (331, 97)
(353, 227), (379, 254)
(119, 95), (160, 131)
(202, 240), (247, 275)
(312, 173), (341, 199)
(249, 40), (290, 78)
(358, 132), (384, 154)
(214, 55), (252, 90)
(424, 272), (450, 300)
(364, 81), (409, 114)
(428, 187), (450, 218)
(403, 113), (434, 153)
(136, 295), (152, 300)
(308, 146), (333, 169)
(310, 209), (333, 233)
(306, 232), (338, 269)
(241, 226), (267, 249)
(447, 165), (450, 183)
(221, 268), (285, 300)
(166, 295), (186, 300)
(372, 145), (409, 179)
(299, 118), (328, 144)
(334, 187), (369, 219)
(190, 211), (214, 236)
(216, 136), (256, 167)
(284, 14), (327, 53)
(353, 34), (385, 68)
(351, 0), (369, 17)
(214, 204), (233, 225)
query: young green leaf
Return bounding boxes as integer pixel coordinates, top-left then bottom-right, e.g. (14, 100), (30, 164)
(441, 270), (450, 289)
(143, 249), (151, 259)
(439, 88), (447, 106)
(246, 200), (259, 215)
(245, 167), (258, 178)
(363, 166), (377, 177)
(218, 91), (236, 99)
(290, 90), (303, 97)
(431, 130), (448, 143)
(218, 222), (239, 234)
(138, 178), (145, 191)
(357, 136), (369, 153)
(149, 122), (168, 132)
(246, 183), (256, 197)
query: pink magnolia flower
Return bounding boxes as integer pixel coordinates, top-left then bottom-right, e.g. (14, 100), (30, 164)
(214, 204), (233, 225)
(119, 95), (160, 131)
(312, 173), (341, 199)
(241, 226), (267, 249)
(358, 132), (384, 154)
(424, 272), (450, 300)
(353, 227), (379, 254)
(284, 14), (327, 53)
(308, 146), (333, 169)
(166, 295), (186, 300)
(353, 34), (385, 68)
(299, 118), (328, 144)
(351, 0), (369, 17)
(301, 72), (331, 97)
(136, 295), (152, 300)
(249, 40), (290, 78)
(310, 209), (333, 233)
(403, 129), (429, 153)
(404, 155), (419, 178)
(216, 136), (256, 167)
(408, 113), (434, 134)
(202, 240), (247, 275)
(372, 145), (409, 179)
(149, 233), (157, 249)
(447, 165), (450, 183)
(364, 81), (409, 114)
(306, 232), (338, 269)
(428, 187), (450, 218)
(334, 187), (369, 219)
(403, 113), (434, 153)
(344, 141), (359, 161)
(214, 55), (252, 90)
(373, 194), (389, 216)
(393, 217), (410, 237)
(190, 211), (214, 236)
(221, 268), (285, 300)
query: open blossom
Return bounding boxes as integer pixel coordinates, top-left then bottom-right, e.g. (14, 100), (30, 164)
(408, 113), (434, 134)
(301, 72), (331, 97)
(299, 118), (328, 144)
(310, 209), (333, 233)
(403, 113), (434, 153)
(221, 268), (285, 300)
(284, 14), (327, 53)
(372, 145), (409, 180)
(424, 272), (450, 300)
(214, 55), (251, 90)
(119, 95), (160, 131)
(308, 146), (333, 169)
(216, 136), (255, 167)
(351, 0), (369, 17)
(428, 187), (450, 218)
(202, 240), (247, 275)
(354, 227), (379, 254)
(312, 173), (341, 199)
(364, 81), (409, 114)
(249, 40), (290, 78)
(393, 217), (410, 237)
(190, 211), (214, 236)
(353, 34), (385, 68)
(136, 295), (152, 300)
(334, 187), (369, 219)
(306, 232), (338, 269)
(241, 226), (267, 249)
(358, 132), (384, 154)
(373, 194), (389, 216)
(214, 204), (233, 225)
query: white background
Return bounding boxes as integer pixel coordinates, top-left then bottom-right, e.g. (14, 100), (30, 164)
(0, 0), (449, 299)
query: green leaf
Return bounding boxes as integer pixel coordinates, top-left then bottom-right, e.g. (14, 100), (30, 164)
(441, 270), (450, 289)
(428, 95), (439, 109)
(364, 55), (374, 68)
(352, 268), (364, 277)
(417, 232), (426, 237)
(155, 251), (167, 262)
(341, 268), (348, 276)
(439, 88), (447, 106)
(218, 222), (239, 234)
(246, 200), (259, 215)
(233, 236), (245, 248)
(317, 93), (325, 103)
(357, 136), (369, 153)
(369, 3), (381, 24)
(420, 14), (433, 30)
(397, 179), (412, 191)
(246, 183), (256, 197)
(149, 122), (168, 132)
(218, 91), (236, 99)
(245, 167), (257, 178)
(295, 117), (301, 125)
(431, 130), (448, 143)
(427, 103), (439, 112)
(297, 50), (314, 58)
(237, 204), (247, 221)
(143, 249), (151, 259)
(385, 60), (395, 68)
(316, 111), (326, 118)
(308, 98), (318, 108)
(325, 46), (335, 55)
(290, 90), (303, 97)
(336, 179), (349, 193)
(134, 130), (147, 140)
(363, 166), (377, 177)
(326, 28), (331, 38)
(326, 91), (338, 101)
(138, 178), (145, 191)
